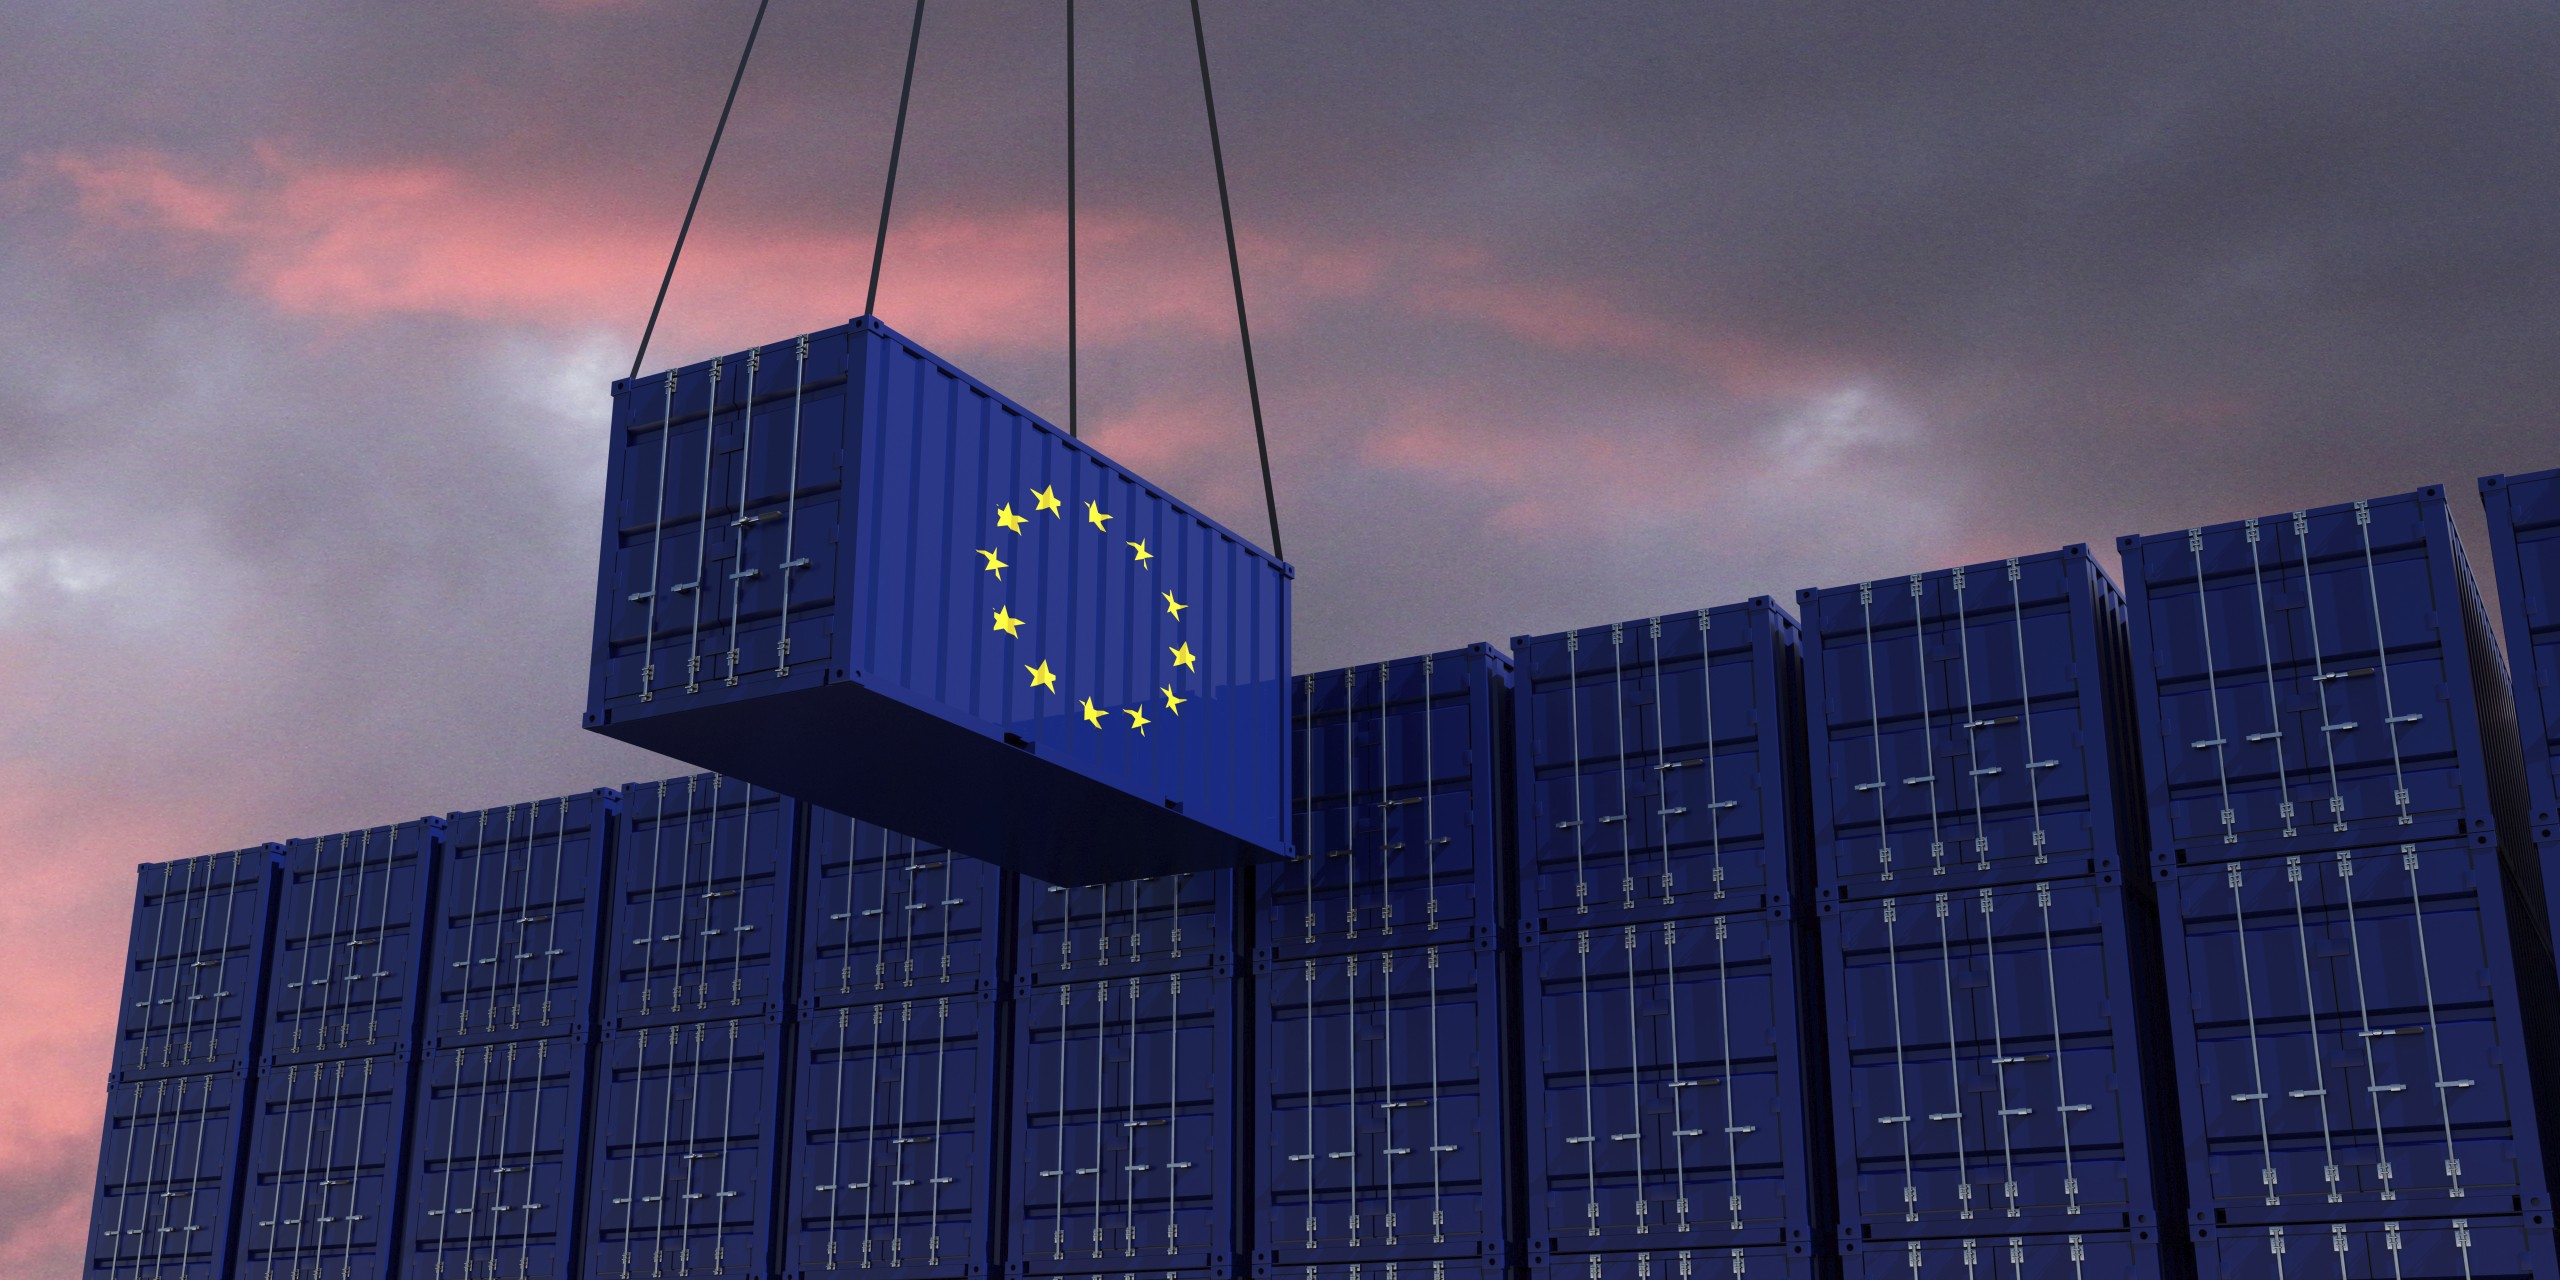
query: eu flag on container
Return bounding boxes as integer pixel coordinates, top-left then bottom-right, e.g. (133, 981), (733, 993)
(585, 316), (1292, 883)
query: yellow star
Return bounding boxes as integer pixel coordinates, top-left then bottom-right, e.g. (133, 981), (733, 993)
(1169, 641), (1198, 671)
(1124, 704), (1151, 734)
(1031, 486), (1063, 517)
(1080, 696), (1108, 728)
(976, 548), (1006, 579)
(1127, 539), (1152, 567)
(995, 503), (1028, 534)
(1163, 591), (1186, 619)
(992, 606), (1024, 638)
(1086, 501), (1112, 531)
(1024, 660), (1057, 692)
(1161, 685), (1186, 715)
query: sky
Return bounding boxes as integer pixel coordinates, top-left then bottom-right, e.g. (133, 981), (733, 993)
(5, 1), (2558, 1271)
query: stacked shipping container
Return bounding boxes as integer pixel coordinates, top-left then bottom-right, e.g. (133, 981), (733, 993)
(1798, 549), (2182, 1277)
(2483, 466), (2560, 940)
(1511, 605), (1829, 1280)
(2120, 487), (2560, 1278)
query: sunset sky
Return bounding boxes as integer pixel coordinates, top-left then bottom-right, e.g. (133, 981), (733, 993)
(6, 2), (2559, 1270)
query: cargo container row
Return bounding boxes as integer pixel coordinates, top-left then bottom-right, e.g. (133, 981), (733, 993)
(234, 1051), (417, 1280)
(584, 317), (1294, 884)
(2484, 469), (2560, 825)
(1798, 549), (2148, 901)
(85, 1067), (253, 1280)
(1264, 647), (1512, 961)
(262, 819), (442, 1068)
(108, 847), (282, 1084)
(424, 790), (619, 1048)
(1511, 602), (1810, 929)
(802, 807), (1009, 1008)
(604, 774), (798, 1031)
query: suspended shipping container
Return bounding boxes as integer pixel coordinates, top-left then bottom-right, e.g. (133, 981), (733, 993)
(1253, 936), (1514, 1272)
(234, 1051), (419, 1280)
(787, 995), (1006, 1278)
(1512, 601), (1810, 929)
(398, 1034), (596, 1279)
(261, 819), (443, 1067)
(1019, 872), (1238, 987)
(1263, 646), (1513, 961)
(2118, 487), (2537, 865)
(107, 846), (282, 1083)
(2194, 1216), (2558, 1278)
(2481, 468), (2560, 829)
(1529, 1248), (1827, 1280)
(1820, 876), (2178, 1242)
(1008, 967), (1240, 1276)
(1837, 1231), (2171, 1279)
(1520, 908), (1825, 1253)
(603, 775), (798, 1032)
(424, 789), (620, 1047)
(85, 1068), (253, 1280)
(801, 807), (1010, 1009)
(1798, 548), (2147, 901)
(583, 316), (1293, 884)
(2154, 835), (2560, 1227)
(585, 1013), (791, 1280)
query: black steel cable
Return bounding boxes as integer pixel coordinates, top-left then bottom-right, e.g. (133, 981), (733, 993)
(1188, 0), (1283, 560)
(1066, 0), (1079, 437)
(629, 0), (772, 382)
(866, 0), (930, 318)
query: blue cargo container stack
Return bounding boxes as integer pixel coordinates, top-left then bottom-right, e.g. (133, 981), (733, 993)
(1511, 605), (1830, 1280)
(1251, 647), (1519, 1280)
(1798, 549), (2182, 1278)
(2121, 487), (2560, 1279)
(2483, 467), (2560, 935)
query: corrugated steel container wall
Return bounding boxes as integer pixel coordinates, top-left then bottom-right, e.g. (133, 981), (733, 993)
(2117, 487), (2537, 867)
(1820, 876), (2177, 1241)
(1530, 1249), (1828, 1280)
(85, 1068), (253, 1280)
(2481, 469), (2560, 828)
(1019, 872), (1238, 986)
(1521, 908), (1825, 1253)
(1798, 548), (2147, 901)
(425, 790), (620, 1047)
(2195, 1217), (2558, 1278)
(604, 775), (799, 1032)
(398, 1035), (596, 1279)
(801, 808), (1010, 1008)
(234, 1052), (419, 1280)
(1512, 601), (1810, 930)
(262, 819), (443, 1067)
(586, 1013), (791, 1279)
(2154, 836), (2560, 1226)
(1008, 968), (1240, 1276)
(1263, 646), (1513, 961)
(108, 847), (283, 1083)
(786, 995), (1006, 1278)
(585, 316), (1292, 883)
(1837, 1232), (2171, 1278)
(1253, 937), (1514, 1271)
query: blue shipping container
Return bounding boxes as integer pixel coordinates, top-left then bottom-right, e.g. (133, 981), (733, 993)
(1009, 969), (1239, 1276)
(604, 775), (797, 1031)
(1262, 646), (1513, 961)
(2481, 468), (2560, 828)
(1821, 876), (2177, 1240)
(1513, 602), (1810, 929)
(399, 1035), (595, 1279)
(234, 1052), (418, 1280)
(2155, 836), (2560, 1226)
(262, 819), (442, 1067)
(1522, 909), (1825, 1252)
(802, 808), (1010, 1008)
(2195, 1217), (2557, 1278)
(1019, 873), (1237, 987)
(1254, 938), (1513, 1270)
(584, 316), (1293, 884)
(108, 846), (282, 1083)
(586, 1014), (791, 1279)
(1839, 1231), (2169, 1278)
(425, 790), (620, 1047)
(787, 995), (1006, 1277)
(1799, 549), (2146, 901)
(1530, 1250), (1826, 1280)
(85, 1068), (253, 1280)
(2118, 487), (2534, 863)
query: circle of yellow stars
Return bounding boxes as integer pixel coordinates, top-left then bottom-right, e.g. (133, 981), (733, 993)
(975, 484), (1195, 735)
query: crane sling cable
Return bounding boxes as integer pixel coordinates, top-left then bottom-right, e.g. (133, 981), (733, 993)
(629, 0), (771, 381)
